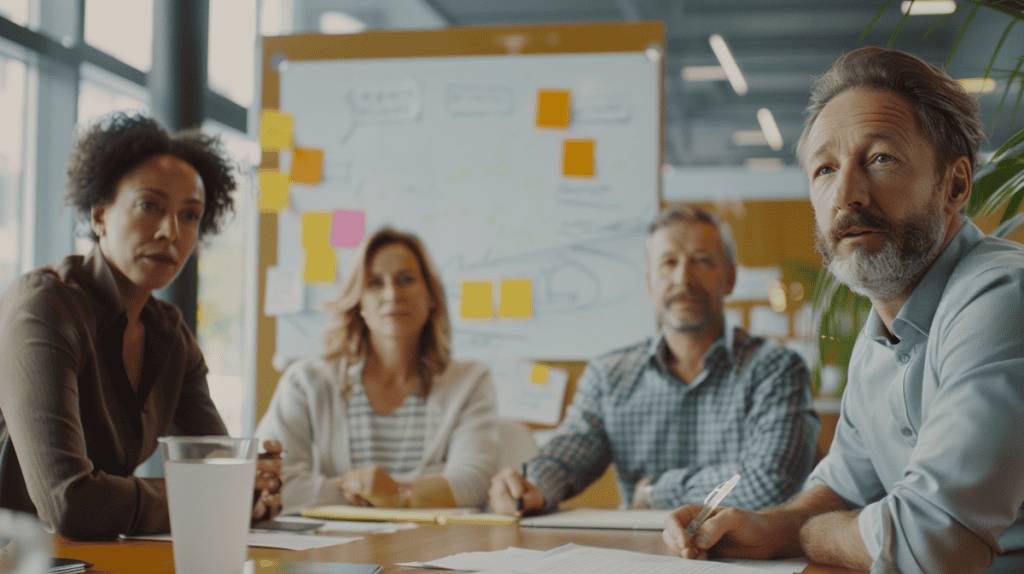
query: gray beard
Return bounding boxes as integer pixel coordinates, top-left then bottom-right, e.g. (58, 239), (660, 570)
(822, 206), (946, 302)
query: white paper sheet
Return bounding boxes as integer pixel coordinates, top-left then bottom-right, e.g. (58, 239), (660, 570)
(263, 264), (305, 316)
(488, 361), (569, 425)
(124, 532), (360, 551)
(273, 515), (419, 534)
(399, 544), (772, 574)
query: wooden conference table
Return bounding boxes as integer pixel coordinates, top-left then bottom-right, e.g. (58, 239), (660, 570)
(57, 521), (867, 574)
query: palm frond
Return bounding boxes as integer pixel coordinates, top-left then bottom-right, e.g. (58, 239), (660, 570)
(946, 3), (981, 68)
(862, 0), (896, 42)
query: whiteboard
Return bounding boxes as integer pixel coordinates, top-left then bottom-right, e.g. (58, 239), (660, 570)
(270, 50), (660, 362)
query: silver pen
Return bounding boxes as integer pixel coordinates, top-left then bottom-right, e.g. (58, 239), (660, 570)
(685, 474), (741, 537)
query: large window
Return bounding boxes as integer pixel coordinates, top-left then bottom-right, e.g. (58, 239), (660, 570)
(0, 45), (26, 292)
(74, 63), (149, 256)
(208, 0), (258, 108)
(83, 0), (153, 72)
(198, 120), (260, 436)
(77, 63), (149, 126)
(0, 1), (30, 27)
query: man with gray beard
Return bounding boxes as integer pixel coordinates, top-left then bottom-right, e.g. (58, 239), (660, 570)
(490, 204), (819, 516)
(664, 47), (1024, 574)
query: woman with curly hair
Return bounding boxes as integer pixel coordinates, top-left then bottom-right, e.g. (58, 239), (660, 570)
(256, 228), (498, 514)
(0, 113), (281, 540)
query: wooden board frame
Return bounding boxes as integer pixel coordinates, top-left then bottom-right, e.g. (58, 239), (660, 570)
(255, 21), (665, 420)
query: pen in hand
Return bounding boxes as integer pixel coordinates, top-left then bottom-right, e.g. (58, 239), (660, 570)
(517, 463), (527, 512)
(685, 474), (741, 537)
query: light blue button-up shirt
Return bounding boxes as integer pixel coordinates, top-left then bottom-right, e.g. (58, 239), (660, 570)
(807, 218), (1024, 573)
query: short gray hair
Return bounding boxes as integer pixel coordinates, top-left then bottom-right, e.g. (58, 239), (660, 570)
(795, 46), (985, 177)
(648, 204), (737, 266)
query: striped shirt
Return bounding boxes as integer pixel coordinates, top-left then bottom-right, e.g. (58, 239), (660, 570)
(527, 325), (820, 512)
(347, 378), (427, 475)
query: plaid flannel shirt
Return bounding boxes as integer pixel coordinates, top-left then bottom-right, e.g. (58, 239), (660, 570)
(527, 326), (819, 511)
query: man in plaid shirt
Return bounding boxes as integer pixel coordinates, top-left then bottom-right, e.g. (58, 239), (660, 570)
(490, 204), (820, 514)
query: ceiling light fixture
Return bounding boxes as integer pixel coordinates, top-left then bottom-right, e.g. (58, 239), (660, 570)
(319, 12), (367, 34)
(733, 130), (768, 146)
(757, 108), (784, 151)
(900, 0), (957, 15)
(958, 77), (996, 93)
(709, 35), (748, 95)
(682, 65), (728, 82)
(745, 158), (784, 171)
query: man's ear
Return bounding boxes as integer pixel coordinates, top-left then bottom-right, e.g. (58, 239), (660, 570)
(724, 262), (737, 297)
(90, 205), (106, 238)
(946, 156), (972, 214)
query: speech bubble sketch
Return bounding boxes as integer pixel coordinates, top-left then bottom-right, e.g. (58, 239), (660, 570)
(347, 79), (423, 123)
(572, 94), (632, 124)
(445, 85), (515, 117)
(284, 78), (356, 147)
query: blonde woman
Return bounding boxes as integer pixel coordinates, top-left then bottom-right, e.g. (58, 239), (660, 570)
(257, 228), (498, 513)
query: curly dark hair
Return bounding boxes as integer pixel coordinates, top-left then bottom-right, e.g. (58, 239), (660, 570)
(65, 112), (237, 241)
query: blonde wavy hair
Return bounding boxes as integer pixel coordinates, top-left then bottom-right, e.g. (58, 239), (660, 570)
(321, 227), (451, 394)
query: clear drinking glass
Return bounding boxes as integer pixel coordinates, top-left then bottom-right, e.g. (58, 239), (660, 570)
(0, 509), (51, 574)
(159, 436), (257, 574)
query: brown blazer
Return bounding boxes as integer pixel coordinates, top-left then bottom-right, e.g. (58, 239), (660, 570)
(0, 246), (226, 539)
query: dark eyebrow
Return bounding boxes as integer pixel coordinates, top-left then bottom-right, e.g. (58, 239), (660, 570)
(137, 187), (204, 206)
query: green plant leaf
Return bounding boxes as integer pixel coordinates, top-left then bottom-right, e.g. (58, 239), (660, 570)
(982, 19), (1017, 83)
(946, 3), (981, 69)
(992, 212), (1024, 237)
(981, 172), (1024, 215)
(922, 11), (955, 40)
(861, 0), (895, 42)
(963, 0), (1024, 21)
(889, 2), (914, 48)
(990, 126), (1024, 163)
(970, 155), (1024, 216)
(1000, 188), (1024, 223)
(992, 57), (1024, 129)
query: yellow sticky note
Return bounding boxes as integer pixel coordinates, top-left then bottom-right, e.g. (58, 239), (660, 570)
(301, 212), (332, 250)
(257, 170), (289, 212)
(291, 148), (323, 185)
(303, 250), (337, 284)
(461, 281), (493, 320)
(260, 109), (293, 150)
(536, 90), (571, 129)
(530, 364), (549, 385)
(499, 279), (533, 319)
(563, 139), (595, 177)
(301, 212), (336, 284)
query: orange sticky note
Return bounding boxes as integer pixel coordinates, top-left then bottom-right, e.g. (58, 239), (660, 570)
(303, 250), (337, 284)
(499, 279), (532, 319)
(536, 90), (571, 129)
(530, 364), (549, 385)
(260, 109), (293, 150)
(563, 139), (595, 177)
(461, 281), (493, 320)
(257, 170), (289, 212)
(291, 148), (323, 184)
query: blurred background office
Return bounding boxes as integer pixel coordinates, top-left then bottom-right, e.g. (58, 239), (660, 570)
(1, 0), (1020, 445)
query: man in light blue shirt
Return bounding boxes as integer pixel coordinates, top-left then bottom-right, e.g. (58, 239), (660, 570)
(664, 46), (1024, 573)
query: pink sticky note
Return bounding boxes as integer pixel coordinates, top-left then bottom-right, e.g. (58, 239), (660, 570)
(330, 210), (366, 248)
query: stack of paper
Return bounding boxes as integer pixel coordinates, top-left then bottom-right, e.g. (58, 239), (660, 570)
(399, 543), (808, 574)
